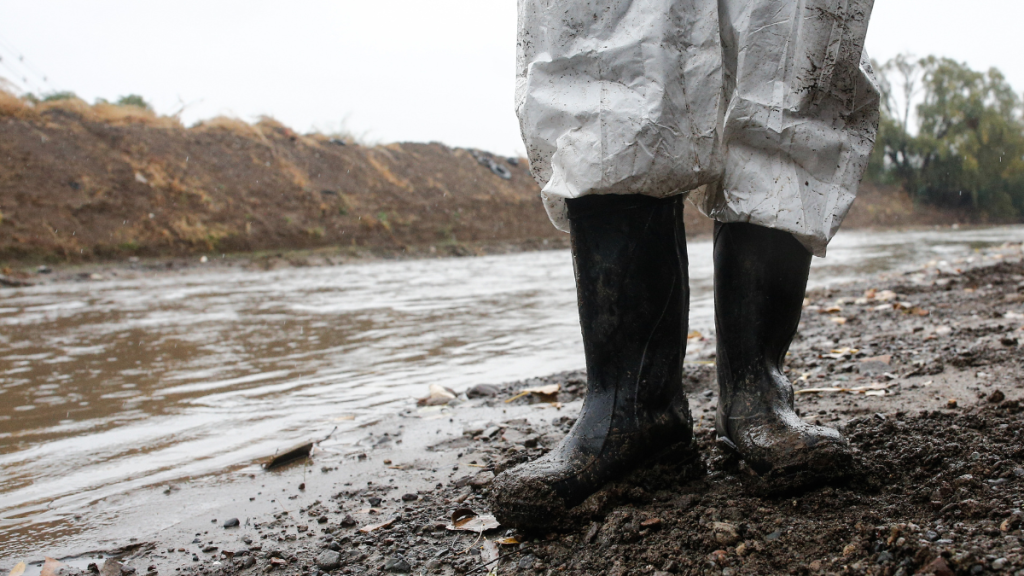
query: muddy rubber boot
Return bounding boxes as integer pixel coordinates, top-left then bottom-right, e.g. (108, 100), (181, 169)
(714, 222), (851, 481)
(489, 194), (696, 530)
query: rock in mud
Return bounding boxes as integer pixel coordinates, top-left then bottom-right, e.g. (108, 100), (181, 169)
(711, 522), (740, 546)
(223, 517), (239, 528)
(383, 556), (411, 573)
(316, 550), (342, 571)
(466, 384), (500, 398)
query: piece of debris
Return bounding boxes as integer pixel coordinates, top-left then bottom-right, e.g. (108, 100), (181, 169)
(794, 382), (896, 395)
(263, 442), (313, 470)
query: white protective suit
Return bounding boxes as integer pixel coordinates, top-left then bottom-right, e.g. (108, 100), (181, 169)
(516, 0), (880, 256)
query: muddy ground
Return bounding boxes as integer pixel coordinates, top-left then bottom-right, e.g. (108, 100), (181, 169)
(13, 252), (1024, 576)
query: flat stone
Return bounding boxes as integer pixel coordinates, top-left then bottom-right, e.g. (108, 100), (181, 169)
(383, 556), (412, 573)
(316, 550), (342, 571)
(223, 518), (240, 528)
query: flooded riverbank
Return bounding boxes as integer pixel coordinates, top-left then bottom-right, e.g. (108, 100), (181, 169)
(1, 225), (1023, 559)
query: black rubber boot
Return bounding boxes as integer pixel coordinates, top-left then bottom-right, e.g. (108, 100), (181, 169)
(713, 222), (851, 480)
(489, 194), (695, 530)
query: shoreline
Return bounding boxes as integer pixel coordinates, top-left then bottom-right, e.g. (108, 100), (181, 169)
(5, 242), (1024, 575)
(0, 220), (998, 290)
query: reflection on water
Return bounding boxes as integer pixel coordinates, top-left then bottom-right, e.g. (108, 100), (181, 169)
(0, 225), (1021, 555)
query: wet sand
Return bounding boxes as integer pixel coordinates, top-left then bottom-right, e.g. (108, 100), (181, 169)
(7, 243), (1024, 576)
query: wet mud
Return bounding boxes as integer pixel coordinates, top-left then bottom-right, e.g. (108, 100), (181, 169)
(15, 253), (1024, 576)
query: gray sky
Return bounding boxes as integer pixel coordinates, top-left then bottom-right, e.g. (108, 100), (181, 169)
(0, 0), (1021, 156)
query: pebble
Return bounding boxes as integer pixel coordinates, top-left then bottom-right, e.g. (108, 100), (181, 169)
(223, 518), (240, 528)
(711, 522), (739, 546)
(316, 550), (342, 571)
(340, 514), (357, 527)
(401, 493), (418, 501)
(517, 555), (536, 570)
(383, 556), (412, 573)
(993, 558), (1008, 570)
(764, 529), (782, 542)
(466, 384), (500, 398)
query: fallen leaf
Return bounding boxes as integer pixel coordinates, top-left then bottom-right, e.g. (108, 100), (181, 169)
(417, 384), (457, 406)
(40, 558), (62, 576)
(447, 508), (501, 533)
(830, 317), (847, 325)
(333, 414), (356, 421)
(494, 537), (520, 545)
(686, 330), (703, 340)
(481, 540), (500, 564)
(504, 383), (560, 404)
(820, 306), (842, 314)
(641, 518), (662, 528)
(358, 516), (398, 533)
(8, 563), (25, 576)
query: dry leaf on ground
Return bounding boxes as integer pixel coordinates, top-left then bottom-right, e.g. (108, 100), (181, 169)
(8, 563), (26, 576)
(40, 558), (62, 576)
(505, 383), (560, 404)
(447, 508), (501, 533)
(417, 384), (457, 406)
(358, 516), (398, 533)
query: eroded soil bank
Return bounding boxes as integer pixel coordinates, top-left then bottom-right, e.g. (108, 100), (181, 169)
(10, 251), (1024, 576)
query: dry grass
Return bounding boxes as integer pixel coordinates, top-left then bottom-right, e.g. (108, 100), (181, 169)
(31, 96), (181, 128)
(91, 102), (181, 128)
(0, 90), (37, 119)
(193, 116), (263, 138)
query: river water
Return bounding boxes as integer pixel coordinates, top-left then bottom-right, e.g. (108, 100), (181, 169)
(1, 225), (1022, 556)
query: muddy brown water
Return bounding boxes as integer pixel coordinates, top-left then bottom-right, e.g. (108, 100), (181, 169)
(1, 226), (1022, 557)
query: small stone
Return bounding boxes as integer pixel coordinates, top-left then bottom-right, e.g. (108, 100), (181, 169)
(842, 544), (858, 557)
(298, 483), (305, 490)
(316, 550), (342, 571)
(340, 515), (357, 527)
(368, 497), (382, 507)
(466, 384), (500, 398)
(989, 390), (1007, 403)
(877, 551), (894, 564)
(764, 529), (782, 542)
(383, 556), (412, 573)
(923, 557), (955, 576)
(401, 493), (418, 501)
(468, 471), (495, 488)
(481, 426), (502, 439)
(993, 558), (1008, 570)
(924, 530), (940, 541)
(242, 557), (256, 569)
(517, 555), (536, 570)
(711, 522), (739, 546)
(223, 518), (240, 528)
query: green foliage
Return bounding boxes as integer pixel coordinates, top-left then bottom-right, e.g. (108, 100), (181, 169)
(869, 55), (1024, 220)
(116, 94), (151, 110)
(40, 91), (77, 102)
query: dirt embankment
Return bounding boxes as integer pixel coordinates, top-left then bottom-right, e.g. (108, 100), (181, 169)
(0, 93), (982, 267)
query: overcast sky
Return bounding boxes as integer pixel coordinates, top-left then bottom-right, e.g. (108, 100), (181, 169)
(0, 1), (1021, 156)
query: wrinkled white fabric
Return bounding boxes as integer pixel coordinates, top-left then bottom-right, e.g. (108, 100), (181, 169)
(517, 0), (880, 256)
